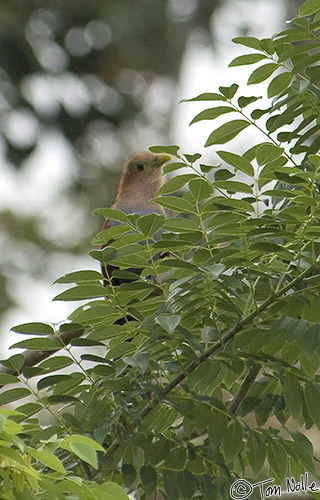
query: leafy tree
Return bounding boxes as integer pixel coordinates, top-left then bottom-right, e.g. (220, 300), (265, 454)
(1, 0), (320, 498)
(0, 0), (220, 331)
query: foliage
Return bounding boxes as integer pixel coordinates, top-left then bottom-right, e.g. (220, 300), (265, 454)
(0, 409), (128, 499)
(1, 0), (320, 498)
(0, 0), (219, 327)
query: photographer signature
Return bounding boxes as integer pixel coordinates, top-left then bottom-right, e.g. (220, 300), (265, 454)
(230, 473), (319, 499)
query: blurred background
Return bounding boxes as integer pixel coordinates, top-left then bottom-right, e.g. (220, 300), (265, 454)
(0, 0), (302, 354)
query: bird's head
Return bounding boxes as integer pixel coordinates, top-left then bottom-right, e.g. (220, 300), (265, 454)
(117, 151), (172, 200)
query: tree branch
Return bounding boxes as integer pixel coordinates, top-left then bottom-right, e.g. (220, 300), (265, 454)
(0, 269), (174, 377)
(0, 327), (85, 377)
(101, 261), (319, 465)
(228, 363), (261, 414)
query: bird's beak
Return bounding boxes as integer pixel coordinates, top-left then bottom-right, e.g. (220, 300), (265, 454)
(152, 154), (172, 168)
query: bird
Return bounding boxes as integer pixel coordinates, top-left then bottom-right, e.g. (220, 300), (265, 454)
(100, 151), (172, 286)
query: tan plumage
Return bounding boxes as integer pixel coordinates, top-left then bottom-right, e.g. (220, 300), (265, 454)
(101, 151), (171, 284)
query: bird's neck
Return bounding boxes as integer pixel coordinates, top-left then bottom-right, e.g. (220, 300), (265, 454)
(115, 177), (164, 211)
(117, 177), (164, 203)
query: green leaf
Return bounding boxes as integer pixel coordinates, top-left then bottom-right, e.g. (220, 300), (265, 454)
(247, 433), (266, 475)
(0, 445), (25, 465)
(203, 196), (253, 212)
(0, 415), (5, 432)
(247, 63), (278, 85)
(299, 0), (320, 16)
(188, 178), (213, 202)
(216, 150), (254, 176)
(214, 168), (234, 180)
(208, 412), (228, 449)
(61, 479), (93, 500)
(0, 387), (31, 405)
(176, 470), (196, 500)
(63, 434), (105, 452)
(164, 470), (179, 500)
(156, 174), (196, 195)
(189, 106), (234, 125)
(251, 108), (270, 120)
(163, 258), (198, 271)
(291, 430), (313, 456)
(10, 322), (54, 336)
(293, 52), (320, 75)
(267, 440), (288, 481)
(214, 180), (253, 194)
(163, 162), (187, 174)
(267, 72), (292, 98)
(148, 439), (172, 467)
(0, 354), (25, 373)
(122, 464), (136, 487)
(219, 83), (239, 99)
(106, 342), (135, 361)
(278, 41), (320, 63)
(205, 120), (250, 146)
(222, 421), (244, 464)
(54, 270), (103, 284)
(70, 443), (98, 468)
(304, 381), (320, 429)
(184, 153), (202, 163)
(155, 314), (181, 334)
(71, 338), (103, 347)
(11, 490), (38, 500)
(140, 465), (157, 494)
(0, 374), (20, 385)
(187, 361), (226, 397)
(199, 263), (225, 278)
(137, 213), (165, 237)
(47, 395), (79, 404)
(37, 374), (73, 391)
(152, 195), (196, 214)
(91, 225), (129, 246)
(3, 416), (23, 434)
(249, 242), (287, 253)
(123, 353), (150, 373)
(183, 92), (226, 102)
(229, 53), (267, 66)
(61, 436), (104, 470)
(89, 247), (117, 264)
(256, 143), (285, 165)
(10, 337), (61, 351)
(163, 217), (199, 233)
(53, 284), (106, 301)
(143, 405), (179, 433)
(74, 304), (117, 324)
(285, 440), (315, 475)
(283, 373), (303, 420)
(149, 145), (180, 156)
(38, 356), (74, 372)
(93, 208), (128, 223)
(92, 482), (130, 500)
(200, 163), (219, 173)
(16, 402), (42, 417)
(232, 36), (261, 50)
(165, 447), (187, 471)
(30, 448), (66, 473)
(238, 96), (261, 108)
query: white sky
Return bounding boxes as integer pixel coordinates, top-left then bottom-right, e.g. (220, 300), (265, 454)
(1, 0), (287, 355)
(173, 0), (285, 156)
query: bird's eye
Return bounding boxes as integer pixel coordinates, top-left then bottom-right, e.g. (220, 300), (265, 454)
(136, 163), (144, 171)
